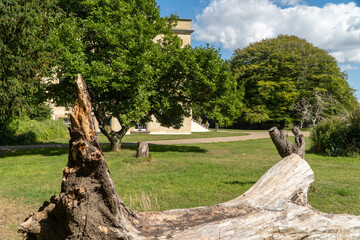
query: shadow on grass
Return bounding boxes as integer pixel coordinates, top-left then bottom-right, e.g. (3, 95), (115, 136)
(0, 142), (207, 158)
(102, 144), (207, 153)
(149, 144), (207, 153)
(0, 147), (69, 158)
(305, 148), (330, 156)
(223, 180), (257, 186)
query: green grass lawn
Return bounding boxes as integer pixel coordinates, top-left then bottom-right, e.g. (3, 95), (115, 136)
(0, 137), (359, 238)
(1, 137), (359, 213)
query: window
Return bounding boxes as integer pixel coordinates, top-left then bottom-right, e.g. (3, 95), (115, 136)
(135, 123), (147, 131)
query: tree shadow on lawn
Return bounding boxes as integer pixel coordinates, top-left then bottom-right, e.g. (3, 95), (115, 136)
(305, 149), (329, 157)
(149, 144), (208, 153)
(0, 147), (68, 158)
(102, 144), (208, 153)
(223, 180), (257, 186)
(0, 143), (207, 158)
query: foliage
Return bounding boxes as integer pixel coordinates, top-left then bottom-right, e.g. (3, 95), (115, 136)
(48, 0), (239, 150)
(189, 46), (243, 128)
(310, 116), (349, 156)
(230, 35), (358, 128)
(0, 116), (68, 145)
(310, 108), (360, 156)
(28, 103), (53, 121)
(47, 0), (180, 150)
(0, 0), (58, 123)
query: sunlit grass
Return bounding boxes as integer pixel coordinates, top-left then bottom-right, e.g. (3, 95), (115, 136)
(1, 137), (359, 215)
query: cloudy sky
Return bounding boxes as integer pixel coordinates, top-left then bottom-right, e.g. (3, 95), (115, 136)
(157, 0), (360, 99)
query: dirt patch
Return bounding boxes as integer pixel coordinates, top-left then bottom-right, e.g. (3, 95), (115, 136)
(0, 198), (32, 240)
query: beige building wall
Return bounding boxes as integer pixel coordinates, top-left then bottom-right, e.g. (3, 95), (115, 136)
(111, 118), (122, 132)
(144, 19), (194, 134)
(153, 19), (194, 46)
(173, 19), (193, 46)
(147, 115), (191, 134)
(51, 105), (70, 120)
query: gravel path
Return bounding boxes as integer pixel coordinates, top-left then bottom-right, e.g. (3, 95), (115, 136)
(0, 131), (310, 152)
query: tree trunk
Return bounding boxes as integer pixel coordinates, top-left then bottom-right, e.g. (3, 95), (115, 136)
(137, 142), (149, 158)
(110, 135), (122, 151)
(109, 127), (129, 151)
(269, 126), (305, 159)
(20, 74), (136, 239)
(19, 76), (360, 239)
(94, 108), (128, 152)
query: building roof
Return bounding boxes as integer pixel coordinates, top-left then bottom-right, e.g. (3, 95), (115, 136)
(172, 29), (195, 35)
(178, 18), (193, 22)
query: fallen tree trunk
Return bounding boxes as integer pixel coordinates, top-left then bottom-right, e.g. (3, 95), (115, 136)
(20, 75), (360, 239)
(269, 126), (305, 159)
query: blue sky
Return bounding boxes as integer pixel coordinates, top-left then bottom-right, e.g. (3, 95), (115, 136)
(157, 0), (360, 99)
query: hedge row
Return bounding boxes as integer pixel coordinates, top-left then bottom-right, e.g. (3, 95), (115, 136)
(0, 116), (68, 145)
(310, 109), (360, 157)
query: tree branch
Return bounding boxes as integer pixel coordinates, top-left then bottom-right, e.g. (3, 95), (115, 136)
(269, 126), (305, 159)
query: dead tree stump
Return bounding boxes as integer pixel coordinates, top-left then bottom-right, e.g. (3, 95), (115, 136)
(136, 142), (149, 158)
(19, 75), (360, 239)
(19, 74), (137, 240)
(269, 126), (305, 159)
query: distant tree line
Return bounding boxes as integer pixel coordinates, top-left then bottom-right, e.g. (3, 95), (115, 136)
(1, 0), (357, 149)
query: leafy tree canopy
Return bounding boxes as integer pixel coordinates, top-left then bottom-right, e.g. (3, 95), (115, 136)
(49, 0), (239, 150)
(0, 0), (57, 124)
(230, 35), (358, 128)
(189, 46), (243, 128)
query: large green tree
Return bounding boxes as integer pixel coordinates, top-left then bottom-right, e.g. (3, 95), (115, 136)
(189, 46), (242, 130)
(151, 44), (242, 131)
(230, 35), (358, 128)
(0, 0), (57, 124)
(49, 0), (239, 150)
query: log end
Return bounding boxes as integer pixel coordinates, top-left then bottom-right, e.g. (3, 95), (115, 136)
(137, 141), (150, 158)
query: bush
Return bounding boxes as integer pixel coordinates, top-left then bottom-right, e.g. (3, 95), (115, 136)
(28, 103), (53, 121)
(0, 116), (68, 145)
(310, 109), (360, 157)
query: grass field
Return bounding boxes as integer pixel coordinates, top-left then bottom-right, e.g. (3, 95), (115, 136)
(0, 135), (359, 239)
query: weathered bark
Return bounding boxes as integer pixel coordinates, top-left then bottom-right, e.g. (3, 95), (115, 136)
(20, 76), (360, 239)
(136, 142), (149, 158)
(19, 74), (137, 240)
(269, 126), (305, 159)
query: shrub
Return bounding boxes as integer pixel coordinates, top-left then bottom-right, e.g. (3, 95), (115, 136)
(310, 109), (360, 157)
(0, 116), (68, 145)
(28, 103), (53, 121)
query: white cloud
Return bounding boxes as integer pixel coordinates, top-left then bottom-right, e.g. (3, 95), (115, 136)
(194, 0), (360, 64)
(341, 64), (359, 71)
